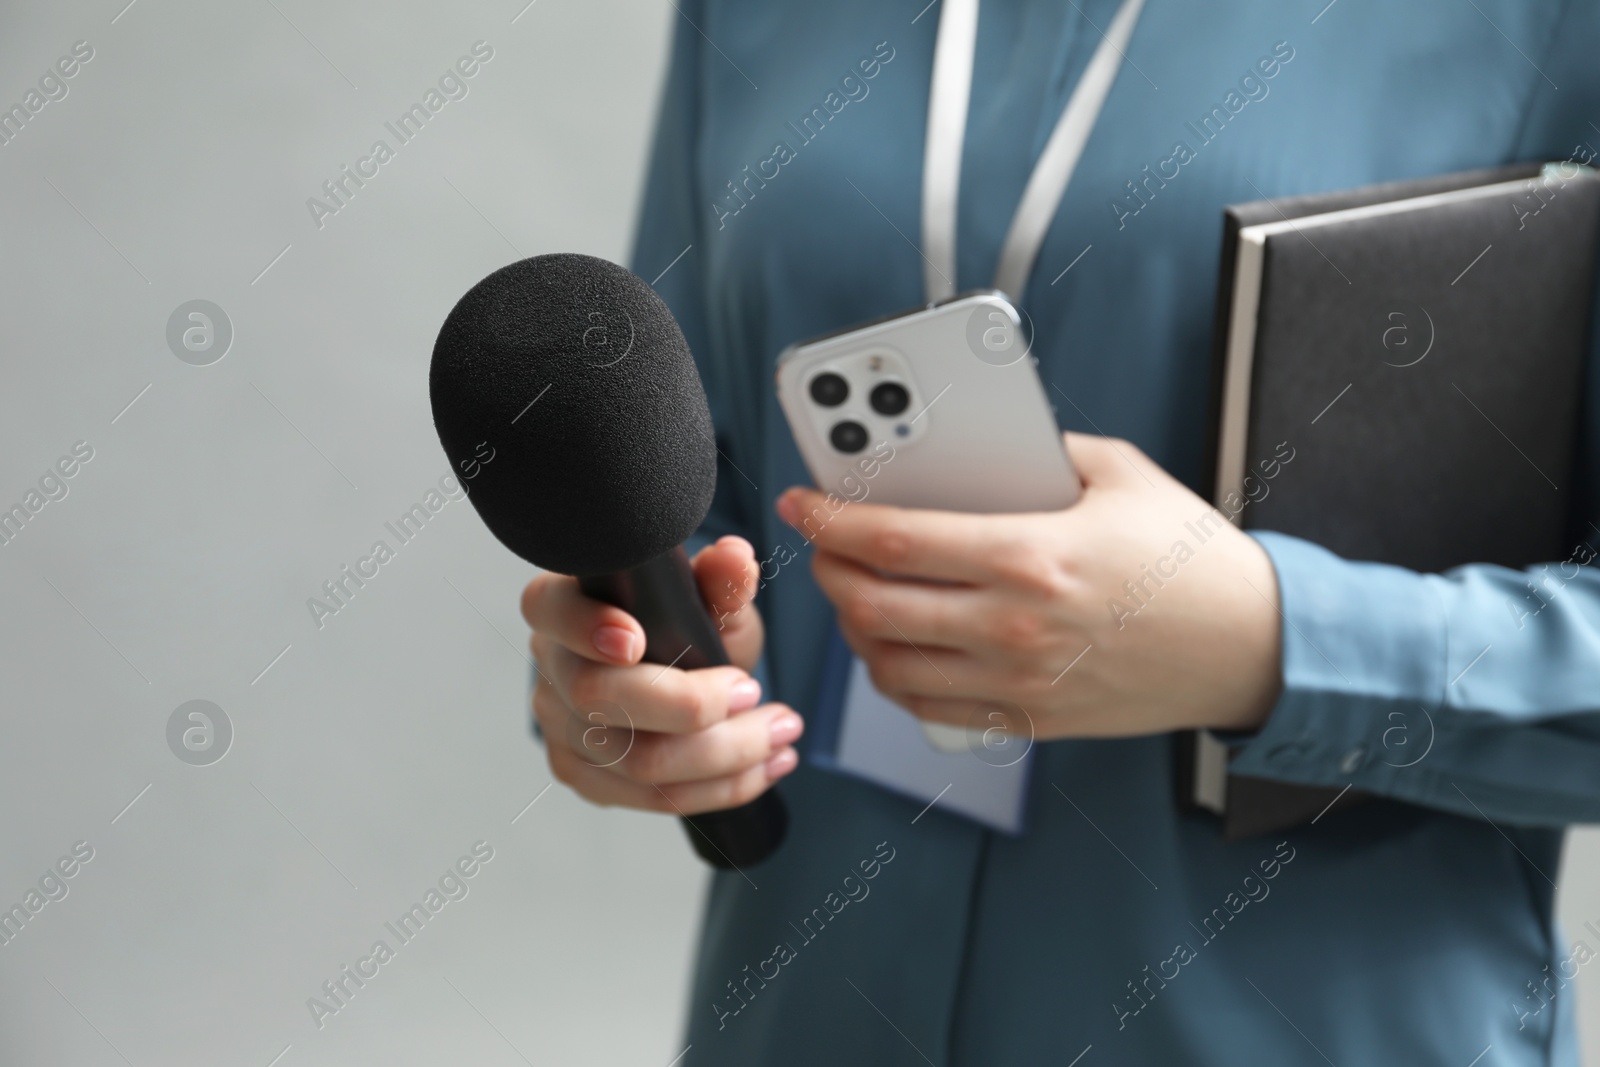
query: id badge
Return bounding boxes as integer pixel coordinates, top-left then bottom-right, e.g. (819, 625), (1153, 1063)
(807, 629), (1034, 834)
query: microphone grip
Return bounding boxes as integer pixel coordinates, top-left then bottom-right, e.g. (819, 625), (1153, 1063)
(579, 547), (788, 869)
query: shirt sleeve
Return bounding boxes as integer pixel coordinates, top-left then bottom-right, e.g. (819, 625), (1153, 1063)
(1227, 1), (1600, 827)
(1228, 530), (1600, 827)
(628, 0), (749, 556)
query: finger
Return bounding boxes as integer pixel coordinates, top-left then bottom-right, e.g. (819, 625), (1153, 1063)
(1062, 431), (1163, 490)
(838, 630), (992, 701)
(653, 749), (799, 816)
(811, 549), (981, 649)
(691, 537), (765, 668)
(532, 667), (564, 734)
(694, 536), (758, 616)
(776, 487), (1005, 583)
(535, 638), (762, 735)
(612, 703), (804, 785)
(541, 687), (655, 773)
(548, 735), (799, 816)
(521, 572), (644, 667)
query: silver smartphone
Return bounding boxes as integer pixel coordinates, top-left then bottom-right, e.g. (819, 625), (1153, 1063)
(775, 291), (1081, 751)
(776, 290), (1080, 514)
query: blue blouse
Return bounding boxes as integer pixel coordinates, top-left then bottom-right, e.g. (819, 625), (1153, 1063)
(629, 2), (1600, 1063)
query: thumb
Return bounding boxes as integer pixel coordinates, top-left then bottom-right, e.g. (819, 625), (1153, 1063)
(691, 536), (765, 669)
(1063, 431), (1155, 490)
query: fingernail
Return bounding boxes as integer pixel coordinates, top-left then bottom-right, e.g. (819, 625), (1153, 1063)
(764, 747), (799, 780)
(769, 711), (803, 747)
(591, 625), (636, 662)
(717, 535), (755, 560)
(729, 678), (762, 713)
(775, 490), (799, 526)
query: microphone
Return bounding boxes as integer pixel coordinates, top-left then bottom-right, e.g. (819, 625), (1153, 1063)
(428, 252), (788, 870)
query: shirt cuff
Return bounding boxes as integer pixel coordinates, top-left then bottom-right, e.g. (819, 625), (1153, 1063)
(1225, 531), (1449, 795)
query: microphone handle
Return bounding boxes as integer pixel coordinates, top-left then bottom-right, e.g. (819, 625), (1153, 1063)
(579, 547), (788, 869)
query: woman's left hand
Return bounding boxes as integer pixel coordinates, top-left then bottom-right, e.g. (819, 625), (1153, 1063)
(778, 432), (1284, 741)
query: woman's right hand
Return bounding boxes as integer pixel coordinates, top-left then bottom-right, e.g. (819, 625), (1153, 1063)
(522, 535), (803, 815)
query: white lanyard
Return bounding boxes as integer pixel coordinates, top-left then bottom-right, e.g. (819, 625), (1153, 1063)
(921, 0), (1146, 304)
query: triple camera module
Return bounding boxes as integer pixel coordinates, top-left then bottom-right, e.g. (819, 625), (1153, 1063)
(807, 365), (915, 455)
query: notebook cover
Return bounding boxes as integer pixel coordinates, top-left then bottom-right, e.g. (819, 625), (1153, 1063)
(1189, 162), (1600, 840)
(1199, 162), (1546, 502)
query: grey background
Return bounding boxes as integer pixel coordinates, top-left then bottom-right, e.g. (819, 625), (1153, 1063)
(0, 1), (1594, 1064)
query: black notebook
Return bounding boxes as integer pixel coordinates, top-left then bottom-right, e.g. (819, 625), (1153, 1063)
(1178, 161), (1600, 840)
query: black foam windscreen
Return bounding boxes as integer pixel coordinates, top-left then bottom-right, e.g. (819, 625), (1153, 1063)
(429, 253), (717, 577)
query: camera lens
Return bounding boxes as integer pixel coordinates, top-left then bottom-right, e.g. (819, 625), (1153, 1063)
(869, 381), (910, 416)
(809, 372), (849, 407)
(829, 420), (869, 454)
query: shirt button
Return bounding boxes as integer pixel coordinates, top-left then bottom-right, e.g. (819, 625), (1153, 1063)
(1339, 747), (1366, 774)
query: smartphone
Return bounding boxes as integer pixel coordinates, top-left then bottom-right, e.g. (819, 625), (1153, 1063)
(776, 290), (1079, 513)
(775, 291), (1081, 750)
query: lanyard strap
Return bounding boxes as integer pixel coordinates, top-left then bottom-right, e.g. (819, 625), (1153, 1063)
(921, 0), (1146, 305)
